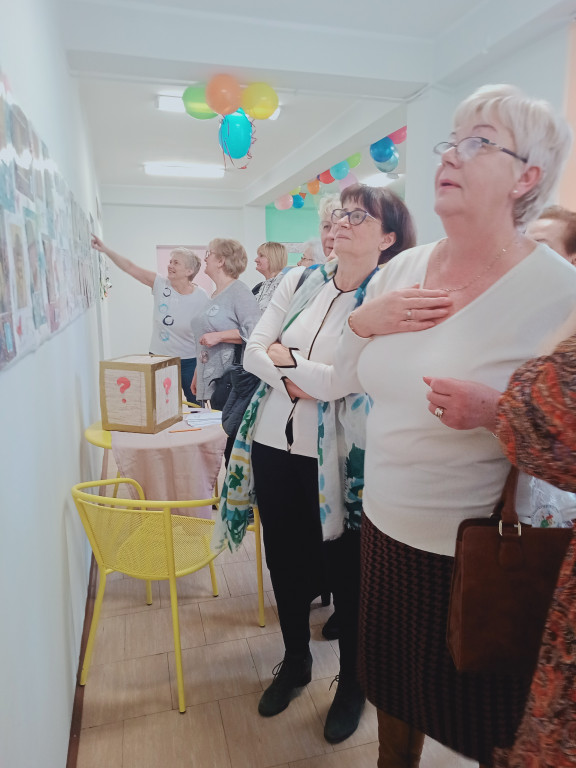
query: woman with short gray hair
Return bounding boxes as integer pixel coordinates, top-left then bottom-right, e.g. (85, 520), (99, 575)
(329, 83), (576, 767)
(90, 236), (207, 400)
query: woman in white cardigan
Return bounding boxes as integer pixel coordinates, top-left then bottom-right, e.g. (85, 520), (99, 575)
(213, 185), (451, 743)
(288, 85), (576, 767)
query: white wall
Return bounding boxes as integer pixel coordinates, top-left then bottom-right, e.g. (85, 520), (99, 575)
(405, 25), (570, 245)
(102, 203), (266, 358)
(0, 0), (102, 766)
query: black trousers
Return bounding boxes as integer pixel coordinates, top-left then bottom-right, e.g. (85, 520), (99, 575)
(252, 441), (361, 679)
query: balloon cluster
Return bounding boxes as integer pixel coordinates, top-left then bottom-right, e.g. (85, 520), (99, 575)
(182, 75), (279, 164)
(274, 152), (362, 211)
(369, 126), (407, 173)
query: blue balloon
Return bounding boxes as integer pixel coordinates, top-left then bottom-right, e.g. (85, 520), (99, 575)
(330, 160), (350, 180)
(369, 136), (395, 163)
(219, 109), (252, 159)
(374, 150), (399, 173)
(292, 194), (305, 209)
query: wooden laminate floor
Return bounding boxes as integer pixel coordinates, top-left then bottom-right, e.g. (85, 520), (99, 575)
(75, 458), (476, 768)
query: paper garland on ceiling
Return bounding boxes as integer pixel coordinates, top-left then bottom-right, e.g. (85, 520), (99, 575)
(273, 127), (406, 210)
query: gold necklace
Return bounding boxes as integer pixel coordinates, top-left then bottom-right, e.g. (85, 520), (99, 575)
(436, 235), (518, 293)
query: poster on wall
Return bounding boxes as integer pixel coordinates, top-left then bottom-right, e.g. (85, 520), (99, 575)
(0, 68), (100, 373)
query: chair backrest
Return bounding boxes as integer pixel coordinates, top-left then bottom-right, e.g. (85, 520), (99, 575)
(71, 479), (220, 580)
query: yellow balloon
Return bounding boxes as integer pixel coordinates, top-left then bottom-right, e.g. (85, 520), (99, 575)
(290, 186), (301, 195)
(241, 82), (279, 120)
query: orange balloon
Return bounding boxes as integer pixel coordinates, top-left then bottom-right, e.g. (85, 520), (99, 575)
(307, 179), (320, 195)
(206, 74), (242, 115)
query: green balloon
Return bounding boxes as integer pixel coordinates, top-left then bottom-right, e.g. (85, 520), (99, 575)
(182, 85), (217, 120)
(347, 152), (362, 169)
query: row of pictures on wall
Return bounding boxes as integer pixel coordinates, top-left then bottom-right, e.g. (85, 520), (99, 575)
(0, 70), (105, 372)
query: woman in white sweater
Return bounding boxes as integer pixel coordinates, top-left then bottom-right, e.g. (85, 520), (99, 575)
(290, 85), (576, 767)
(212, 185), (452, 743)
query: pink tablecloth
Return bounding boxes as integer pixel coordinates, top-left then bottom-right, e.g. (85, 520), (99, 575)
(111, 418), (227, 518)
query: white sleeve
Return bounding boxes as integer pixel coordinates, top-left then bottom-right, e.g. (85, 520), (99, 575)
(244, 268), (305, 390)
(284, 267), (389, 399)
(287, 323), (371, 399)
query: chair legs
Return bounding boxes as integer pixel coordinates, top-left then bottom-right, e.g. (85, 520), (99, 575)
(168, 575), (186, 713)
(252, 507), (266, 628)
(80, 568), (107, 686)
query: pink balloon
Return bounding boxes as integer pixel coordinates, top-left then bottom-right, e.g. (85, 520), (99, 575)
(388, 126), (407, 144)
(274, 194), (293, 210)
(338, 172), (358, 191)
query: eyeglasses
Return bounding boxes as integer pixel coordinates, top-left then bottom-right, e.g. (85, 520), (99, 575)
(331, 208), (377, 226)
(205, 249), (217, 259)
(433, 137), (528, 163)
(299, 257), (314, 264)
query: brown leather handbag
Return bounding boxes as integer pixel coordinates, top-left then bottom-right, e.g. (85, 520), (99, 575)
(447, 466), (573, 675)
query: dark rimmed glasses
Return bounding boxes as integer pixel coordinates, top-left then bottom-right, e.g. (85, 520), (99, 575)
(331, 208), (377, 226)
(433, 136), (528, 163)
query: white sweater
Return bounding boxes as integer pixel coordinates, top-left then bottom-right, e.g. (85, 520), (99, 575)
(289, 242), (576, 556)
(244, 267), (363, 458)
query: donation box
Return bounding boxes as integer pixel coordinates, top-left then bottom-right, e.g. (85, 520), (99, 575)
(100, 355), (182, 433)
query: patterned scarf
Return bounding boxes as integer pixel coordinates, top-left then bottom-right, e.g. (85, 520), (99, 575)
(211, 259), (376, 552)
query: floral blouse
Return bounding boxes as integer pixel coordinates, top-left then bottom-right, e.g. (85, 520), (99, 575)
(493, 333), (576, 767)
(497, 333), (576, 493)
(493, 536), (576, 768)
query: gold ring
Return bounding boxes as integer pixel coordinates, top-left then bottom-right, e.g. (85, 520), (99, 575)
(434, 406), (445, 419)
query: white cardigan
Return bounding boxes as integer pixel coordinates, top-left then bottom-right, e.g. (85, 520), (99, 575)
(243, 267), (363, 458)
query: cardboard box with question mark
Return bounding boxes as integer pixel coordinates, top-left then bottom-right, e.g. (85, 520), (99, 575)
(100, 354), (182, 433)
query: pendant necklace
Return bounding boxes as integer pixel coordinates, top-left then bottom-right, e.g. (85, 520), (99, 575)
(436, 234), (518, 293)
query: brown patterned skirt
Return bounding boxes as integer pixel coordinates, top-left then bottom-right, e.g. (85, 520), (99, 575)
(358, 513), (532, 766)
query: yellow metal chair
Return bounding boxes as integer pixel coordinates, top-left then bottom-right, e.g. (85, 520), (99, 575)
(247, 506), (266, 627)
(71, 478), (225, 713)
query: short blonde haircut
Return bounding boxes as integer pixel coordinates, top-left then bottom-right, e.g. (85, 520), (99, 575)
(257, 242), (288, 274)
(210, 238), (248, 279)
(454, 84), (572, 226)
(318, 194), (341, 223)
(170, 247), (201, 280)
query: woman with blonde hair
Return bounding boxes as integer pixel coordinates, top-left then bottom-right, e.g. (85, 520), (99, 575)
(305, 85), (576, 766)
(252, 241), (289, 311)
(191, 238), (260, 420)
(91, 236), (207, 400)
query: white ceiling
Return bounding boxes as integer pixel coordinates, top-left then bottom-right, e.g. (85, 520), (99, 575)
(58, 0), (576, 207)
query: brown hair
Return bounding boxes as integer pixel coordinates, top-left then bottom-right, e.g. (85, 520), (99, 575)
(537, 205), (576, 257)
(340, 184), (416, 263)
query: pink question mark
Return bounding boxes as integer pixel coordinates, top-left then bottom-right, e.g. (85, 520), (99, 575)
(163, 377), (172, 403)
(116, 376), (131, 403)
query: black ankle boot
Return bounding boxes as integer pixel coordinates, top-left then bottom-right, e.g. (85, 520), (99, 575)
(321, 611), (340, 640)
(258, 651), (313, 717)
(324, 675), (366, 743)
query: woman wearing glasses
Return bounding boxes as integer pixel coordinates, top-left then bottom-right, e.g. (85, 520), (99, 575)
(90, 236), (207, 401)
(297, 239), (325, 267)
(191, 239), (260, 412)
(214, 185), (451, 743)
(319, 85), (576, 767)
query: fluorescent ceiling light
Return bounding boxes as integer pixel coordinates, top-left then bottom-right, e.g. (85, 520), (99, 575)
(144, 162), (225, 178)
(156, 95), (186, 113)
(268, 107), (281, 120)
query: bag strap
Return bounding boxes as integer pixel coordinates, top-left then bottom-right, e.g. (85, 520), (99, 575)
(492, 466), (520, 526)
(233, 342), (244, 365)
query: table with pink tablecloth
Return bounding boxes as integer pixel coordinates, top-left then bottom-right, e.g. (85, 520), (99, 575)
(111, 418), (227, 517)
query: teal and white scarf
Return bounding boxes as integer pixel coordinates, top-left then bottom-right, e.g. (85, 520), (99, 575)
(211, 259), (376, 553)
